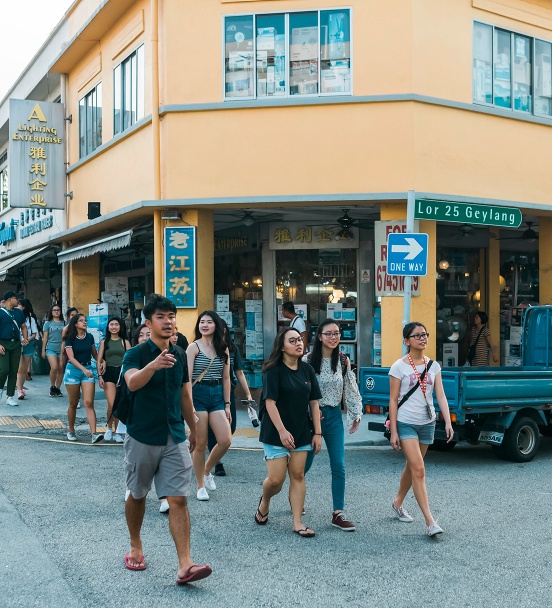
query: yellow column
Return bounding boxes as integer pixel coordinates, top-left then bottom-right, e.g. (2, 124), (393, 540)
(69, 255), (100, 313)
(488, 227), (500, 366)
(539, 217), (552, 304)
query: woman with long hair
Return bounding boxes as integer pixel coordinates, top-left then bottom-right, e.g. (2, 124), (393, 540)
(187, 310), (231, 501)
(63, 313), (103, 444)
(467, 311), (498, 366)
(303, 319), (363, 531)
(388, 322), (454, 536)
(256, 327), (322, 538)
(97, 316), (131, 442)
(42, 304), (65, 397)
(16, 298), (39, 400)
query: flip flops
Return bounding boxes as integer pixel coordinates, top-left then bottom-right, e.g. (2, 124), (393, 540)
(293, 527), (315, 538)
(124, 553), (146, 571)
(176, 563), (213, 585)
(254, 496), (269, 525)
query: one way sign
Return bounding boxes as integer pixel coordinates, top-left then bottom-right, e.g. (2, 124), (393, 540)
(386, 233), (428, 276)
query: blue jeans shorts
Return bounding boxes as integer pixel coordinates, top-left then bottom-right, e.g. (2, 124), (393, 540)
(397, 420), (435, 444)
(22, 339), (36, 357)
(46, 349), (61, 358)
(63, 362), (97, 385)
(263, 443), (312, 460)
(192, 382), (225, 413)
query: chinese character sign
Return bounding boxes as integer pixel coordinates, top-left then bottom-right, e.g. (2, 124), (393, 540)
(269, 222), (359, 250)
(9, 99), (65, 209)
(165, 226), (197, 308)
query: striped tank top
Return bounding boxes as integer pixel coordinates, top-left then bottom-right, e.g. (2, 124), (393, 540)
(192, 343), (224, 381)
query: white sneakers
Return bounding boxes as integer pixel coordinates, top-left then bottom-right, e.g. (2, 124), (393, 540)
(197, 488), (209, 501)
(159, 499), (170, 513)
(113, 433), (124, 443)
(104, 429), (113, 441)
(427, 521), (444, 536)
(6, 396), (18, 406)
(67, 432), (77, 441)
(204, 474), (217, 491)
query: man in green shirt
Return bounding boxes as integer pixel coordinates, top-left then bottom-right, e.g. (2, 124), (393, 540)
(122, 294), (211, 585)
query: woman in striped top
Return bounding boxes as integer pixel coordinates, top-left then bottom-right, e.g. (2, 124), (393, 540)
(187, 310), (231, 501)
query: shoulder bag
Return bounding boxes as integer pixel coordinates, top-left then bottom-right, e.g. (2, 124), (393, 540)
(467, 328), (485, 365)
(191, 343), (217, 387)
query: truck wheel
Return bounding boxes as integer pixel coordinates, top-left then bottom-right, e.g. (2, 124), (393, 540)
(501, 416), (540, 462)
(429, 440), (457, 452)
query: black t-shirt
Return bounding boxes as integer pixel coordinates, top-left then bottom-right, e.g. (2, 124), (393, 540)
(65, 333), (95, 364)
(259, 361), (322, 448)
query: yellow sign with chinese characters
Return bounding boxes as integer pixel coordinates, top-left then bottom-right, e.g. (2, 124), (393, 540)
(8, 99), (65, 209)
(268, 222), (359, 250)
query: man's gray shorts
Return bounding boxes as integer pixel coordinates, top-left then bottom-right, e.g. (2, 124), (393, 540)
(124, 434), (193, 500)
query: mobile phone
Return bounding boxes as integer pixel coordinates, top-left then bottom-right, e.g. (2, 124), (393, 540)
(242, 399), (256, 407)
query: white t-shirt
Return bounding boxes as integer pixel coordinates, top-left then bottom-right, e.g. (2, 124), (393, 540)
(388, 358), (441, 425)
(290, 315), (306, 334)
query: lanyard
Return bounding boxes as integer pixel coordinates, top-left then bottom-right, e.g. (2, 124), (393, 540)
(407, 353), (428, 398)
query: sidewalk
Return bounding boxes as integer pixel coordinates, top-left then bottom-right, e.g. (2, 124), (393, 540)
(0, 373), (388, 447)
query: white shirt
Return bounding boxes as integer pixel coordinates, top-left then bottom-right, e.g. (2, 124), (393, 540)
(388, 358), (441, 425)
(290, 315), (306, 333)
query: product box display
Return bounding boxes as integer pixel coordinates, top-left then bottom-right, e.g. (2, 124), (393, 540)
(89, 303), (118, 317)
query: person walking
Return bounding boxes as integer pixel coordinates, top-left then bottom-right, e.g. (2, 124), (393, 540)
(122, 293), (212, 585)
(303, 319), (363, 531)
(16, 298), (39, 400)
(282, 302), (308, 348)
(42, 305), (65, 397)
(467, 311), (498, 366)
(63, 313), (103, 443)
(187, 311), (232, 501)
(97, 316), (131, 443)
(208, 320), (252, 477)
(0, 291), (28, 406)
(388, 322), (454, 537)
(256, 327), (322, 538)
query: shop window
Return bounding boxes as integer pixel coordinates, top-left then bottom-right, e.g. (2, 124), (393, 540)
(0, 166), (8, 211)
(224, 9), (351, 100)
(114, 45), (145, 135)
(474, 22), (544, 115)
(79, 83), (102, 158)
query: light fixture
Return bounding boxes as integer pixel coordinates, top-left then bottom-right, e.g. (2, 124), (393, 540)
(499, 276), (506, 292)
(438, 259), (450, 270)
(243, 216), (255, 227)
(473, 290), (481, 302)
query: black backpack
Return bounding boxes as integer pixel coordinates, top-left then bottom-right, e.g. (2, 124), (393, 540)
(110, 343), (150, 425)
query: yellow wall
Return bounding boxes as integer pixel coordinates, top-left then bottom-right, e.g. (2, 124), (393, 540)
(69, 255), (100, 311)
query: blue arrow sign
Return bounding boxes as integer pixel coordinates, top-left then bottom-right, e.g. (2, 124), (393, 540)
(386, 233), (428, 276)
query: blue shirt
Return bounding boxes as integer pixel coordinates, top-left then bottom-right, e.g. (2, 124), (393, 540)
(0, 307), (25, 340)
(122, 339), (189, 446)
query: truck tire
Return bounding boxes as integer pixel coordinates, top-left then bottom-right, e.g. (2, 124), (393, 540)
(429, 439), (457, 452)
(500, 416), (540, 462)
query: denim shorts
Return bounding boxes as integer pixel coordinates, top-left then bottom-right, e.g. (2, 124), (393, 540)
(192, 382), (225, 413)
(263, 443), (312, 460)
(63, 362), (97, 385)
(22, 339), (36, 357)
(45, 349), (61, 358)
(397, 420), (435, 444)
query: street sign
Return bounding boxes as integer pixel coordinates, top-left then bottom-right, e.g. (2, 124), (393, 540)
(414, 199), (522, 228)
(387, 233), (428, 276)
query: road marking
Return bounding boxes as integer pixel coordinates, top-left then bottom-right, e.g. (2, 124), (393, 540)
(14, 417), (42, 429)
(0, 416), (14, 425)
(38, 419), (66, 429)
(234, 427), (260, 438)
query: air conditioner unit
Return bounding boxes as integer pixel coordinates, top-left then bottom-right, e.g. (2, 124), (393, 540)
(162, 209), (180, 220)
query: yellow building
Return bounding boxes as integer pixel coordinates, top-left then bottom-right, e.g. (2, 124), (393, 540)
(1, 0), (551, 370)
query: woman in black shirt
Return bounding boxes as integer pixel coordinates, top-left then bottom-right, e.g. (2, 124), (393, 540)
(256, 328), (322, 537)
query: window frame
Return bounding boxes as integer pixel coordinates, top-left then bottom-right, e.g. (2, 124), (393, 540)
(79, 82), (102, 159)
(223, 7), (353, 102)
(0, 164), (8, 213)
(473, 20), (552, 119)
(113, 44), (145, 135)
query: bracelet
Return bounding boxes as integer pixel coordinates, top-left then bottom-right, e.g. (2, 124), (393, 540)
(224, 401), (230, 405)
(314, 433), (322, 436)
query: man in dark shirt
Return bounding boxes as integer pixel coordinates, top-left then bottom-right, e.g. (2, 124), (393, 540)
(0, 291), (28, 406)
(122, 294), (212, 585)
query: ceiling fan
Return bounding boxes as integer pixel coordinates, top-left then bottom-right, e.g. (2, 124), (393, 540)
(216, 208), (284, 228)
(332, 209), (373, 239)
(452, 224), (497, 240)
(499, 222), (539, 242)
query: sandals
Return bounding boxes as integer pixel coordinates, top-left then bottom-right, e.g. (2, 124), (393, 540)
(254, 495), (269, 525)
(293, 527), (315, 538)
(124, 553), (146, 571)
(176, 563), (212, 585)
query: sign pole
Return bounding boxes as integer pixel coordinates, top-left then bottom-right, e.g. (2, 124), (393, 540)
(402, 190), (416, 355)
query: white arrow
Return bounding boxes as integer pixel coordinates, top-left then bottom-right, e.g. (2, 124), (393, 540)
(391, 237), (424, 260)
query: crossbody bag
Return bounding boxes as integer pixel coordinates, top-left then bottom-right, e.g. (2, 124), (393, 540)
(191, 343), (217, 387)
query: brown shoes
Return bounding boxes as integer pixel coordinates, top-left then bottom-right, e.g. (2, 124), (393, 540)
(331, 512), (356, 531)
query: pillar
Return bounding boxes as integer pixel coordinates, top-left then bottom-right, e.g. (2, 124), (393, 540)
(69, 254), (100, 313)
(487, 227), (500, 366)
(539, 217), (552, 305)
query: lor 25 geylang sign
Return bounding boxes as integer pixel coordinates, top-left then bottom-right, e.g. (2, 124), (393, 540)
(164, 227), (197, 308)
(9, 99), (65, 210)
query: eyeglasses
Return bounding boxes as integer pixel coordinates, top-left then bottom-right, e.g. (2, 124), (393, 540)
(321, 332), (341, 338)
(288, 337), (303, 345)
(409, 333), (430, 340)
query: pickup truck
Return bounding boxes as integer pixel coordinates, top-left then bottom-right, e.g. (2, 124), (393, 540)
(362, 305), (552, 462)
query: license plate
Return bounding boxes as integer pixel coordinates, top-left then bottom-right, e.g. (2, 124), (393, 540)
(478, 431), (504, 445)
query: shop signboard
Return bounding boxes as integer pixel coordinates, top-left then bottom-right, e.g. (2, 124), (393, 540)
(164, 226), (197, 308)
(374, 221), (420, 297)
(414, 199), (522, 227)
(269, 222), (359, 249)
(9, 99), (65, 209)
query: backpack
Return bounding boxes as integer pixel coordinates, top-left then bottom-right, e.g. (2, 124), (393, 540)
(111, 343), (150, 425)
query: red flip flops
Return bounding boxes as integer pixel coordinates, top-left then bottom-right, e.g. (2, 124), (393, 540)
(176, 563), (213, 585)
(124, 553), (146, 571)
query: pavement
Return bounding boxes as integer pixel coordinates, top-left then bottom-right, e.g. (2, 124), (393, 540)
(0, 372), (389, 447)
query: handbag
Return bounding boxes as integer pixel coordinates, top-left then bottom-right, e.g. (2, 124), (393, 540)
(467, 328), (485, 365)
(383, 360), (433, 440)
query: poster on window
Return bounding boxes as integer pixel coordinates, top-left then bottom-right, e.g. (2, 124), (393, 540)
(164, 227), (197, 308)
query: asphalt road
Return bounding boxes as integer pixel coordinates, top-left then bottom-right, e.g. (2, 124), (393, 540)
(1, 435), (551, 608)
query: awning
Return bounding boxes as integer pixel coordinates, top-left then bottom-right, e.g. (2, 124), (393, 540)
(0, 246), (50, 281)
(57, 230), (133, 264)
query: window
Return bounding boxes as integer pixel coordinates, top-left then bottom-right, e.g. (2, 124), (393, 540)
(114, 45), (145, 135)
(79, 83), (102, 158)
(0, 166), (8, 212)
(473, 22), (550, 116)
(224, 9), (351, 100)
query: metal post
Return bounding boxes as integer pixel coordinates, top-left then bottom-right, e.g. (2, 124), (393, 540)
(402, 190), (416, 354)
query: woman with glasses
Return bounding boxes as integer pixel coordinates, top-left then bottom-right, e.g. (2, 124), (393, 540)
(388, 322), (453, 537)
(256, 328), (322, 538)
(42, 305), (65, 397)
(303, 319), (363, 531)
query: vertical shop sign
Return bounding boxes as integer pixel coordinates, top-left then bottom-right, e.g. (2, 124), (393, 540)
(374, 221), (420, 297)
(164, 227), (197, 308)
(9, 99), (65, 209)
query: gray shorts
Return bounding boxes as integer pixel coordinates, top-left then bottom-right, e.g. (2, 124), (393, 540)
(124, 434), (193, 500)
